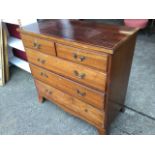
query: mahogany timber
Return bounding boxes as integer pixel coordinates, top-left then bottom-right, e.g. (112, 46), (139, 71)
(104, 33), (137, 128)
(26, 48), (107, 92)
(35, 79), (105, 128)
(30, 64), (105, 110)
(56, 43), (109, 72)
(19, 19), (138, 135)
(20, 20), (138, 54)
(21, 34), (56, 56)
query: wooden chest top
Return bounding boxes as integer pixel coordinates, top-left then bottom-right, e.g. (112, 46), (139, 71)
(20, 20), (138, 54)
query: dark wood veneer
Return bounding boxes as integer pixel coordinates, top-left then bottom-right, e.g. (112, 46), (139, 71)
(20, 20), (138, 134)
(20, 20), (138, 54)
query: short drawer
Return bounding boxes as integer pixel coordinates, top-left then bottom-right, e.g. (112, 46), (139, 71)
(26, 48), (107, 92)
(56, 43), (108, 72)
(30, 64), (105, 110)
(35, 79), (105, 128)
(21, 34), (56, 56)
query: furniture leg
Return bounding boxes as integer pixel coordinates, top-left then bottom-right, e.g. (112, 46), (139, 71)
(38, 94), (44, 103)
(120, 106), (125, 113)
(97, 128), (106, 135)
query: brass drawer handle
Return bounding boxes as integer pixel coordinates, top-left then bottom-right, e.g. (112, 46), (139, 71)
(79, 56), (86, 62)
(41, 60), (45, 64)
(73, 53), (86, 62)
(44, 74), (48, 78)
(73, 53), (78, 59)
(76, 89), (86, 97)
(49, 91), (52, 95)
(37, 58), (46, 64)
(45, 89), (52, 95)
(85, 109), (88, 112)
(40, 72), (48, 78)
(73, 70), (85, 79)
(33, 40), (41, 49)
(84, 109), (88, 112)
(40, 72), (44, 76)
(37, 58), (40, 62)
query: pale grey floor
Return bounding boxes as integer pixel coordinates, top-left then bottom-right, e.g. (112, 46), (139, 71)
(0, 20), (155, 135)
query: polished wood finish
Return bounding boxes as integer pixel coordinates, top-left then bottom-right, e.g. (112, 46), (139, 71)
(97, 128), (106, 135)
(26, 48), (107, 92)
(35, 79), (105, 128)
(38, 94), (44, 103)
(20, 20), (138, 134)
(20, 20), (138, 54)
(30, 64), (105, 109)
(104, 33), (137, 128)
(56, 43), (109, 72)
(21, 34), (56, 56)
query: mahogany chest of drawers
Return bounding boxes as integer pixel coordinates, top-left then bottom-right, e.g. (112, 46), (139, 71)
(20, 20), (138, 134)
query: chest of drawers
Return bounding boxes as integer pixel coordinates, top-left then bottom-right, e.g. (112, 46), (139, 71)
(20, 20), (138, 134)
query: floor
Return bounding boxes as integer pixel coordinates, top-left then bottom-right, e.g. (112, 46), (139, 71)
(0, 20), (155, 135)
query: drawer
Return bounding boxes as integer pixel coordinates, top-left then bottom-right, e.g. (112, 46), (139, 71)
(26, 48), (107, 92)
(30, 64), (105, 110)
(56, 43), (108, 72)
(21, 34), (56, 56)
(35, 79), (104, 128)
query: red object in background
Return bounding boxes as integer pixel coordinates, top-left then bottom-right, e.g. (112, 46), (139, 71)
(13, 48), (28, 61)
(124, 19), (149, 29)
(6, 23), (28, 61)
(6, 23), (21, 39)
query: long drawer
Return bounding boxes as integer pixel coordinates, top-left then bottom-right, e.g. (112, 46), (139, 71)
(21, 34), (56, 56)
(56, 43), (109, 72)
(35, 79), (104, 128)
(26, 48), (107, 92)
(30, 64), (105, 110)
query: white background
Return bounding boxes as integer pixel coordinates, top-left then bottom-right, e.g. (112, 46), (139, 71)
(0, 0), (155, 155)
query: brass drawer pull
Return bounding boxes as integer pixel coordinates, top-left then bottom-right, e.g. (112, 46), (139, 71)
(40, 72), (48, 78)
(84, 109), (88, 112)
(33, 40), (41, 49)
(37, 58), (46, 64)
(73, 53), (78, 59)
(73, 70), (85, 79)
(73, 53), (86, 62)
(37, 58), (40, 62)
(41, 60), (45, 64)
(45, 89), (52, 95)
(49, 91), (52, 95)
(76, 89), (86, 97)
(44, 74), (48, 78)
(79, 56), (86, 62)
(40, 72), (44, 76)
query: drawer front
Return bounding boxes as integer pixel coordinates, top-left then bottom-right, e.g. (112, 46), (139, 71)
(26, 48), (107, 92)
(30, 64), (105, 110)
(56, 43), (108, 72)
(21, 34), (56, 56)
(35, 79), (104, 128)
